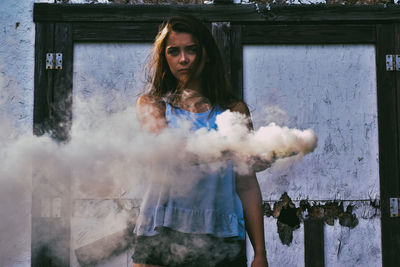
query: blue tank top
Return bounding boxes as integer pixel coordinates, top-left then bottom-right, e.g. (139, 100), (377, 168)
(134, 102), (245, 240)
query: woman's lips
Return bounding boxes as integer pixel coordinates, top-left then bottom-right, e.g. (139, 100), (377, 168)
(178, 69), (189, 73)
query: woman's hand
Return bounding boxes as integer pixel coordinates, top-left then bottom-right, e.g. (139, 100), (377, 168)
(249, 156), (275, 173)
(251, 254), (269, 267)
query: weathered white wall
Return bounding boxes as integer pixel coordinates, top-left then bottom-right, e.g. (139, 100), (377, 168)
(244, 44), (381, 267)
(247, 219), (305, 267)
(1, 1), (35, 131)
(71, 43), (151, 266)
(0, 1), (35, 266)
(244, 44), (379, 200)
(72, 43), (151, 117)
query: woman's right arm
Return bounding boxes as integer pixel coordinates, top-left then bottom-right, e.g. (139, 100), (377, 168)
(136, 94), (167, 134)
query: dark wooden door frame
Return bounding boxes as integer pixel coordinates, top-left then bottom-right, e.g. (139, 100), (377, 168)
(33, 4), (400, 267)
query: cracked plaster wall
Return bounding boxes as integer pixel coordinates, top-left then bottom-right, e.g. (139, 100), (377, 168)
(0, 1), (35, 266)
(244, 44), (381, 266)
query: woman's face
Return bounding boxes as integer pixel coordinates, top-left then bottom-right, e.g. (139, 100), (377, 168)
(165, 31), (205, 82)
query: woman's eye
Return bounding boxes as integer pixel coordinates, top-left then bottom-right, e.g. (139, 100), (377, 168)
(186, 46), (198, 54)
(167, 48), (180, 56)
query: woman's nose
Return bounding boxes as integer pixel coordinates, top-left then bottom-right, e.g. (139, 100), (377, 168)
(179, 52), (189, 64)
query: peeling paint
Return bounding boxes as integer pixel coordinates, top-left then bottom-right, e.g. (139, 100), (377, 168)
(263, 193), (379, 246)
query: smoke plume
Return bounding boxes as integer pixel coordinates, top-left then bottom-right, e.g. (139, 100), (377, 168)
(0, 95), (317, 265)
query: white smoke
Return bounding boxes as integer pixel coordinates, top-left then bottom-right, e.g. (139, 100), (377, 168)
(0, 94), (319, 207)
(186, 110), (317, 174)
(0, 95), (317, 265)
(66, 98), (317, 198)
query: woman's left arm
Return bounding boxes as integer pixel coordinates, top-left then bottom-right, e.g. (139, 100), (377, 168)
(229, 101), (269, 267)
(236, 172), (268, 267)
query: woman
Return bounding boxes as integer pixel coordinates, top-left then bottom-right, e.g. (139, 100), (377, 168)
(133, 15), (269, 267)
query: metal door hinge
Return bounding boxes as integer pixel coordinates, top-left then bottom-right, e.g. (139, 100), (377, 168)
(390, 198), (400, 217)
(385, 55), (400, 71)
(46, 53), (63, 70)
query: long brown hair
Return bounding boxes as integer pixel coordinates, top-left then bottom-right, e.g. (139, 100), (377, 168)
(146, 15), (237, 109)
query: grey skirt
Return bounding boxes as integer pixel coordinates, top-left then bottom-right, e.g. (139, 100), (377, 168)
(132, 227), (247, 267)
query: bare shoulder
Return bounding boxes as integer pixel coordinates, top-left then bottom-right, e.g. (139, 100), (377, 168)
(137, 94), (160, 107)
(228, 100), (251, 116)
(136, 94), (167, 133)
(137, 94), (165, 111)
